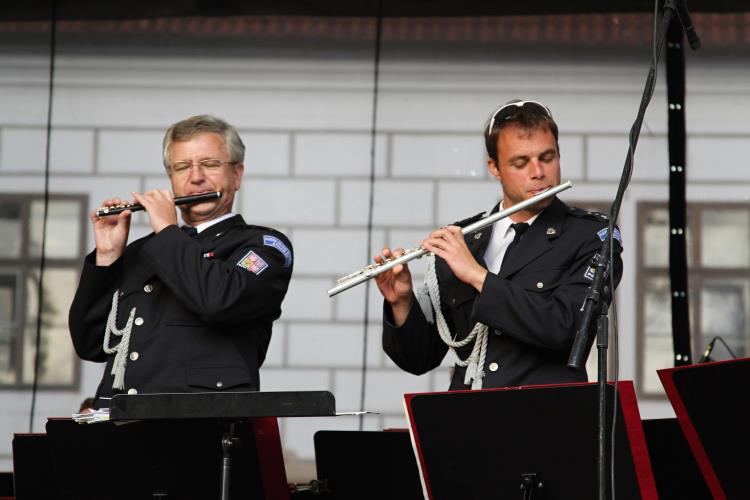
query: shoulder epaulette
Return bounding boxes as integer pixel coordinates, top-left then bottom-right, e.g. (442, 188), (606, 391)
(566, 205), (609, 223)
(245, 224), (275, 232)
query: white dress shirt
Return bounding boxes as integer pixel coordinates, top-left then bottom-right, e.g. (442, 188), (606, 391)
(483, 203), (541, 274)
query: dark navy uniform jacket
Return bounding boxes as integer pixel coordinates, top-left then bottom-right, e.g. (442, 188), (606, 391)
(383, 198), (623, 390)
(69, 215), (293, 406)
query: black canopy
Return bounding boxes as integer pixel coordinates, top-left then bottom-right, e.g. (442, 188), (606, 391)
(2, 0), (748, 22)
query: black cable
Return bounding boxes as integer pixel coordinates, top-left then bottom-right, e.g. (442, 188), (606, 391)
(607, 1), (664, 495)
(29, 0), (57, 432)
(358, 0), (383, 431)
(713, 336), (739, 360)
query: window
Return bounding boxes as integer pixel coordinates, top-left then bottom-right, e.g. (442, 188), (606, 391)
(0, 194), (87, 389)
(638, 203), (750, 396)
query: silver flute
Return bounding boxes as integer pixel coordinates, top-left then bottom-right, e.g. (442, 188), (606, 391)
(328, 181), (573, 297)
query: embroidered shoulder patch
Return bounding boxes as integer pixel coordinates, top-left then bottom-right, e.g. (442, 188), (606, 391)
(597, 227), (623, 246)
(263, 235), (292, 268)
(237, 250), (268, 275)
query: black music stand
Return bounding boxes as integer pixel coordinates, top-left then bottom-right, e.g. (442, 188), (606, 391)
(41, 391), (335, 500)
(641, 418), (711, 500)
(46, 417), (267, 500)
(314, 430), (423, 500)
(658, 357), (750, 500)
(405, 381), (657, 500)
(12, 433), (57, 500)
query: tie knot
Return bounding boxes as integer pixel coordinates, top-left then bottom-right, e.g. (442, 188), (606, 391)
(181, 225), (198, 237)
(511, 222), (530, 240)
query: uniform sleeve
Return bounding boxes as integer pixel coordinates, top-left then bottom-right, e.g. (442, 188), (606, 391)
(141, 225), (293, 326)
(382, 295), (449, 375)
(472, 227), (623, 352)
(68, 251), (122, 362)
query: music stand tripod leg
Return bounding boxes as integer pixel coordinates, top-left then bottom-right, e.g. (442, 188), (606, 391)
(220, 421), (240, 500)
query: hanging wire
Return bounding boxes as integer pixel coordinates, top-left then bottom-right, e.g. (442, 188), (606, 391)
(29, 0), (58, 432)
(608, 0), (663, 495)
(358, 0), (384, 431)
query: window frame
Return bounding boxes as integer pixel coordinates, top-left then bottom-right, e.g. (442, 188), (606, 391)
(0, 193), (88, 390)
(636, 201), (750, 398)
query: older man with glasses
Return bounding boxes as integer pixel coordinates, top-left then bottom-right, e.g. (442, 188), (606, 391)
(375, 100), (623, 390)
(69, 115), (293, 408)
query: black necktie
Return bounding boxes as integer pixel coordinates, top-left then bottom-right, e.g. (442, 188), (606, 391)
(181, 225), (198, 238)
(501, 222), (530, 269)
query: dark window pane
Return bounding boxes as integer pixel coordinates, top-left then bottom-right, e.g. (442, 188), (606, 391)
(30, 200), (81, 259)
(0, 326), (15, 384)
(644, 208), (669, 268)
(701, 280), (748, 360)
(22, 269), (78, 385)
(642, 275), (674, 393)
(0, 273), (16, 323)
(0, 202), (22, 258)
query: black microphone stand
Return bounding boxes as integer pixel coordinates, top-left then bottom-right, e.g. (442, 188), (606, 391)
(566, 2), (700, 499)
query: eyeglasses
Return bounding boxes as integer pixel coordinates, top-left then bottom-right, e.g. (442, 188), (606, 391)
(170, 159), (236, 175)
(486, 100), (553, 137)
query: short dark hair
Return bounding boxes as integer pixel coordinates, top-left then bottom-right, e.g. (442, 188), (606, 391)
(484, 100), (559, 162)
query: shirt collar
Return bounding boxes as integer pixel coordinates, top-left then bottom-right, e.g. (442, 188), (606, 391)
(494, 200), (542, 237)
(189, 212), (237, 234)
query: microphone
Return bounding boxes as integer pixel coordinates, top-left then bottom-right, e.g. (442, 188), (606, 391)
(698, 337), (717, 364)
(674, 0), (702, 50)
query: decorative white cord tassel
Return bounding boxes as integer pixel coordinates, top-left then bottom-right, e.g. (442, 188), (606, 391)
(102, 290), (136, 390)
(425, 254), (489, 389)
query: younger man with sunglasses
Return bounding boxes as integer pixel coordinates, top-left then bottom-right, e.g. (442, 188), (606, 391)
(69, 115), (293, 407)
(376, 100), (623, 390)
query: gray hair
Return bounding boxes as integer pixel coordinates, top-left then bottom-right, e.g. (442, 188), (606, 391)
(162, 115), (245, 170)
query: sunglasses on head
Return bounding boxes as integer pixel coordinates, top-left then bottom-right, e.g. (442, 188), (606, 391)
(486, 100), (553, 137)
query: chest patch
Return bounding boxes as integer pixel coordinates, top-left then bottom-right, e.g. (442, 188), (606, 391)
(237, 250), (268, 275)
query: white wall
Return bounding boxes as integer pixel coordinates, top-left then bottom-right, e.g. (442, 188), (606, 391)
(1, 42), (749, 475)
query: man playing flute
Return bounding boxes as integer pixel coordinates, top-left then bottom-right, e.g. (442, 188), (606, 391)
(375, 100), (623, 390)
(69, 115), (293, 407)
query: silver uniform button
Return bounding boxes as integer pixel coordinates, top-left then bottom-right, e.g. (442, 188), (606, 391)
(143, 284), (153, 293)
(489, 362), (499, 372)
(536, 282), (544, 289)
(129, 351), (139, 361)
(134, 317), (144, 326)
(127, 388), (138, 395)
(216, 381), (224, 388)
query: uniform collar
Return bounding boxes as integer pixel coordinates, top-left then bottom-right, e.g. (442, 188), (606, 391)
(194, 214), (245, 241)
(466, 199), (546, 258)
(189, 212), (237, 234)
